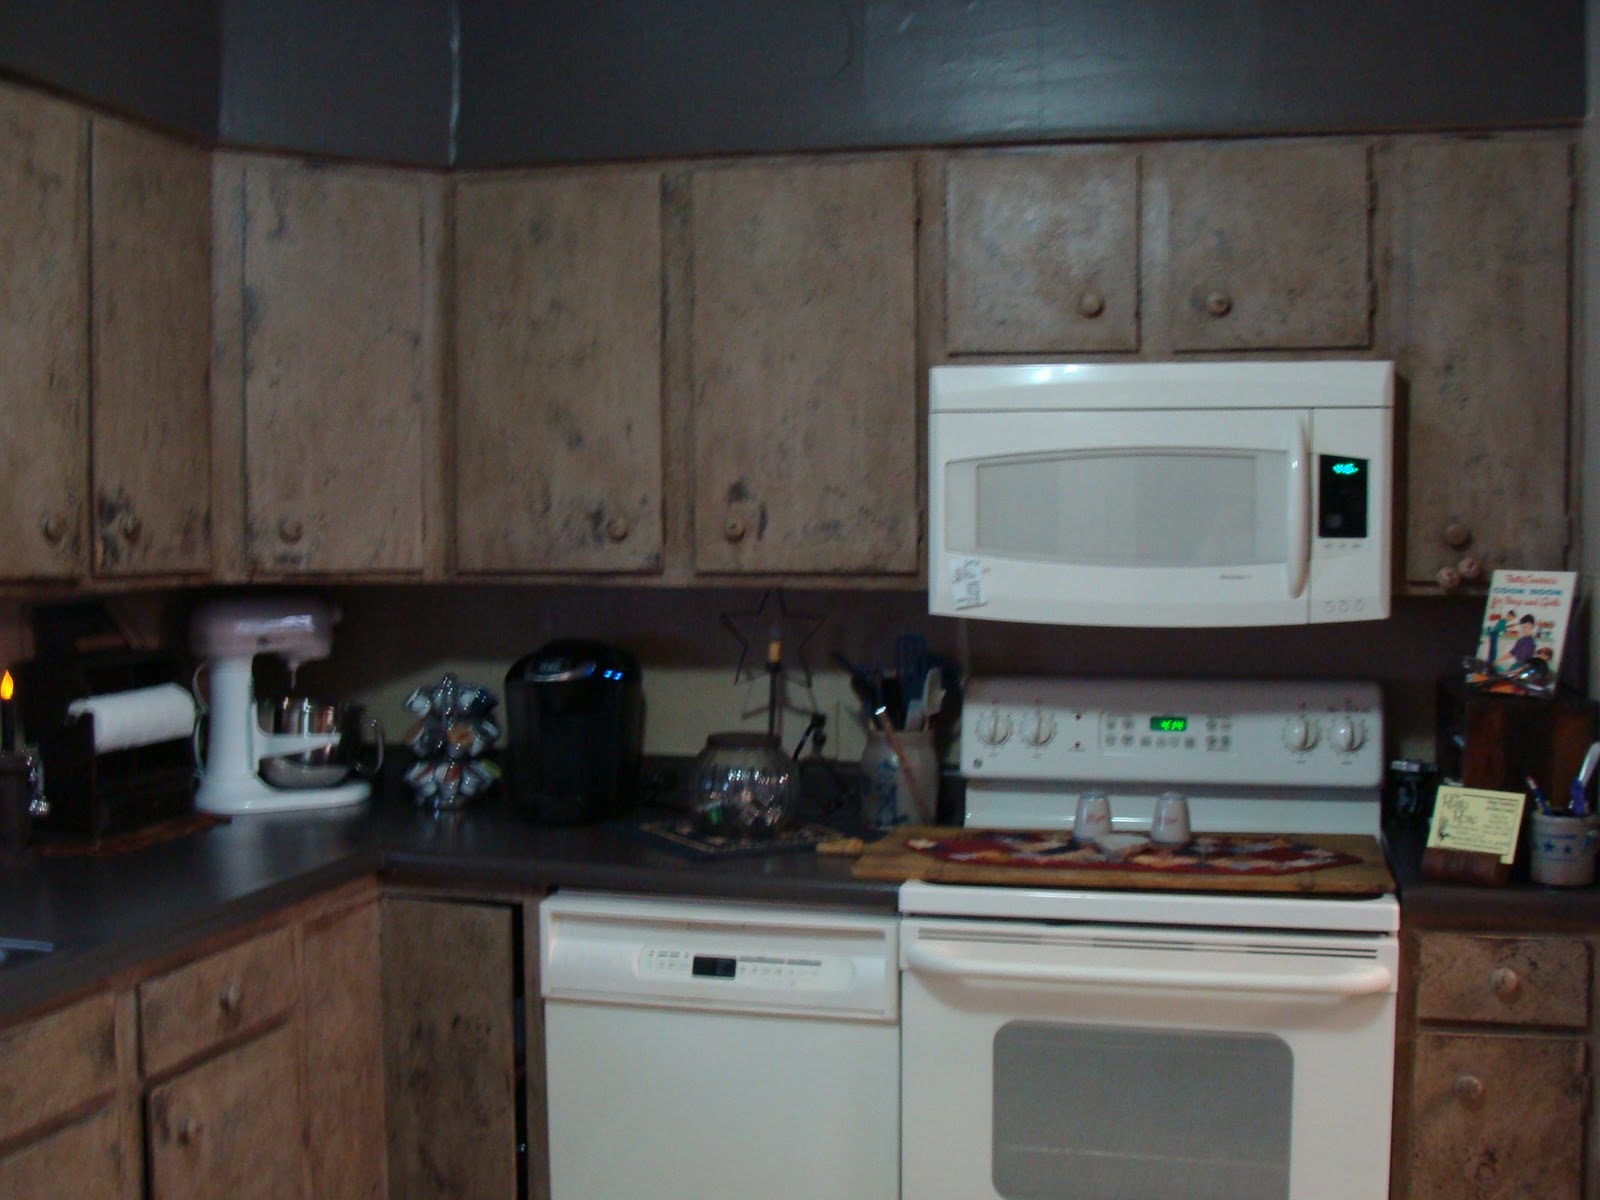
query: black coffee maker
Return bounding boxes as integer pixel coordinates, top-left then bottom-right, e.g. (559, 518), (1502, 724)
(505, 640), (643, 824)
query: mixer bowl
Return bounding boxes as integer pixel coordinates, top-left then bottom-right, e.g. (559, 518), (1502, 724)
(256, 698), (383, 789)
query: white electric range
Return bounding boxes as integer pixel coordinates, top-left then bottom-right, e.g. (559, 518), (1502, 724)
(899, 677), (1399, 1200)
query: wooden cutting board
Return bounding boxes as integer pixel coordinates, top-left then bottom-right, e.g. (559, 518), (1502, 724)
(850, 826), (1395, 895)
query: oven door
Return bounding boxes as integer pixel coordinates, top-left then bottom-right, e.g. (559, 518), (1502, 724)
(900, 917), (1397, 1200)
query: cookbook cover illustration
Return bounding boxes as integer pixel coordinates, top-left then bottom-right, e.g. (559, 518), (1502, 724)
(1471, 569), (1578, 686)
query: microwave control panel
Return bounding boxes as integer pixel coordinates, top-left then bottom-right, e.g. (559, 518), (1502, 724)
(961, 676), (1383, 789)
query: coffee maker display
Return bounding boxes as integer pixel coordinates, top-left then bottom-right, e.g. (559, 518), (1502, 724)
(505, 640), (642, 824)
(191, 597), (381, 814)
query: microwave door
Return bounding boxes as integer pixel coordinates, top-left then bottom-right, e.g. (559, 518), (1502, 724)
(931, 409), (1313, 627)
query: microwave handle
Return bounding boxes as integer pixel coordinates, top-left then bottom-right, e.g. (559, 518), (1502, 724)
(904, 941), (1393, 998)
(1285, 418), (1309, 599)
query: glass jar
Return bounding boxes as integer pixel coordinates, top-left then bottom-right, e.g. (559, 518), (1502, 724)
(686, 732), (800, 838)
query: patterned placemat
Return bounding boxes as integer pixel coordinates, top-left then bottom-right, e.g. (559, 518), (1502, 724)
(614, 815), (852, 862)
(906, 830), (1363, 875)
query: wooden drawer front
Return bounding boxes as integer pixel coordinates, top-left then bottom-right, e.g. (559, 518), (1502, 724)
(0, 991), (118, 1144)
(1409, 1031), (1587, 1200)
(0, 1105), (125, 1200)
(139, 926), (297, 1075)
(147, 1023), (303, 1200)
(1415, 934), (1590, 1027)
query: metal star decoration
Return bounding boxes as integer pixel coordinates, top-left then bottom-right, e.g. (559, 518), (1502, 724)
(718, 589), (824, 687)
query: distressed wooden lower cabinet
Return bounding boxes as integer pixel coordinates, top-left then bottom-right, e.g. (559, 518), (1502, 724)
(0, 991), (138, 1199)
(1396, 930), (1593, 1199)
(382, 894), (521, 1200)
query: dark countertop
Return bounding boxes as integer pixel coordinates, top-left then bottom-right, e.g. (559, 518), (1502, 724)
(0, 792), (897, 1027)
(8, 795), (1600, 1029)
(1386, 824), (1600, 933)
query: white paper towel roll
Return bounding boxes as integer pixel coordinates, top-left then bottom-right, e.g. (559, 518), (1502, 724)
(67, 683), (198, 753)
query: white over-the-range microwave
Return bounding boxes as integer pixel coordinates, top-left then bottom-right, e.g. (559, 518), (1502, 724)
(928, 360), (1394, 627)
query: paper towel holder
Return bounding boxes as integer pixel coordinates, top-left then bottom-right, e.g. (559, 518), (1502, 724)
(16, 649), (197, 839)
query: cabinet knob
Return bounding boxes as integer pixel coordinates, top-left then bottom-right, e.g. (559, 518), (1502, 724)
(218, 979), (243, 1016)
(1456, 556), (1483, 583)
(120, 515), (143, 544)
(1452, 1074), (1486, 1104)
(38, 513), (67, 546)
(1443, 521), (1473, 549)
(1436, 565), (1462, 591)
(1077, 288), (1106, 319)
(175, 1116), (202, 1146)
(605, 516), (630, 543)
(278, 518), (303, 545)
(1204, 289), (1233, 318)
(724, 516), (747, 544)
(1489, 966), (1522, 1001)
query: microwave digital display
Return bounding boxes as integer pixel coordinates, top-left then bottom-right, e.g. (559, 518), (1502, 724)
(1318, 454), (1369, 539)
(1150, 716), (1187, 733)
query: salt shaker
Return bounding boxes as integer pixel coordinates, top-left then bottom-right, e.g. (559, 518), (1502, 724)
(1150, 791), (1192, 845)
(1073, 790), (1112, 840)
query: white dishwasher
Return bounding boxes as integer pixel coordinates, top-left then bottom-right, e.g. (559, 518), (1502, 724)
(539, 891), (900, 1200)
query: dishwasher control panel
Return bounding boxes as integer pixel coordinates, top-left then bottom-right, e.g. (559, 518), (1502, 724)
(641, 946), (836, 989)
(541, 891), (899, 1020)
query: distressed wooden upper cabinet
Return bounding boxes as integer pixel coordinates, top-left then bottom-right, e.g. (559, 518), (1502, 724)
(1161, 140), (1372, 352)
(213, 155), (446, 578)
(454, 168), (665, 574)
(945, 147), (1140, 354)
(690, 157), (919, 575)
(90, 115), (212, 578)
(0, 82), (89, 580)
(1379, 134), (1573, 591)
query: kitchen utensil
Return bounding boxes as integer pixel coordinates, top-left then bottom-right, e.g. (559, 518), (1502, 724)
(861, 721), (937, 830)
(256, 698), (384, 789)
(1150, 791), (1192, 845)
(687, 731), (799, 837)
(1073, 791), (1112, 840)
(191, 598), (372, 814)
(505, 641), (642, 824)
(894, 635), (929, 720)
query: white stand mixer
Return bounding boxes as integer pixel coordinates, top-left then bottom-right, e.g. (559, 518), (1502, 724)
(192, 597), (371, 814)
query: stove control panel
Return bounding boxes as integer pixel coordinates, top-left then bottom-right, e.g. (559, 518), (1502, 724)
(961, 677), (1383, 789)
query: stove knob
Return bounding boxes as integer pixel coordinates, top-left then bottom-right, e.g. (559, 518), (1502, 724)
(1282, 716), (1319, 752)
(1021, 712), (1058, 747)
(975, 710), (1013, 746)
(1330, 717), (1366, 753)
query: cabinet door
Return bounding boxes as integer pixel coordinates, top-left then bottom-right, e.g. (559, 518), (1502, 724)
(239, 159), (442, 575)
(0, 82), (89, 579)
(945, 147), (1139, 353)
(1381, 135), (1572, 589)
(1166, 140), (1371, 351)
(455, 169), (664, 573)
(1408, 1031), (1586, 1200)
(147, 1022), (305, 1200)
(382, 897), (518, 1200)
(90, 115), (212, 577)
(302, 900), (386, 1200)
(690, 157), (919, 575)
(0, 1106), (127, 1200)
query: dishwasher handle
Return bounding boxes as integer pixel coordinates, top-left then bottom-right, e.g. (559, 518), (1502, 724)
(904, 941), (1393, 998)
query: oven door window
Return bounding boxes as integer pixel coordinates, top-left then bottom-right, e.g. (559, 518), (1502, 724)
(992, 1022), (1292, 1200)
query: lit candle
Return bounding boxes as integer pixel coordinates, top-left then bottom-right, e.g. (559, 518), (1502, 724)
(0, 670), (14, 754)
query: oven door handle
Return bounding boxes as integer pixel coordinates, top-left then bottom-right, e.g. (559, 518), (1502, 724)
(904, 942), (1393, 997)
